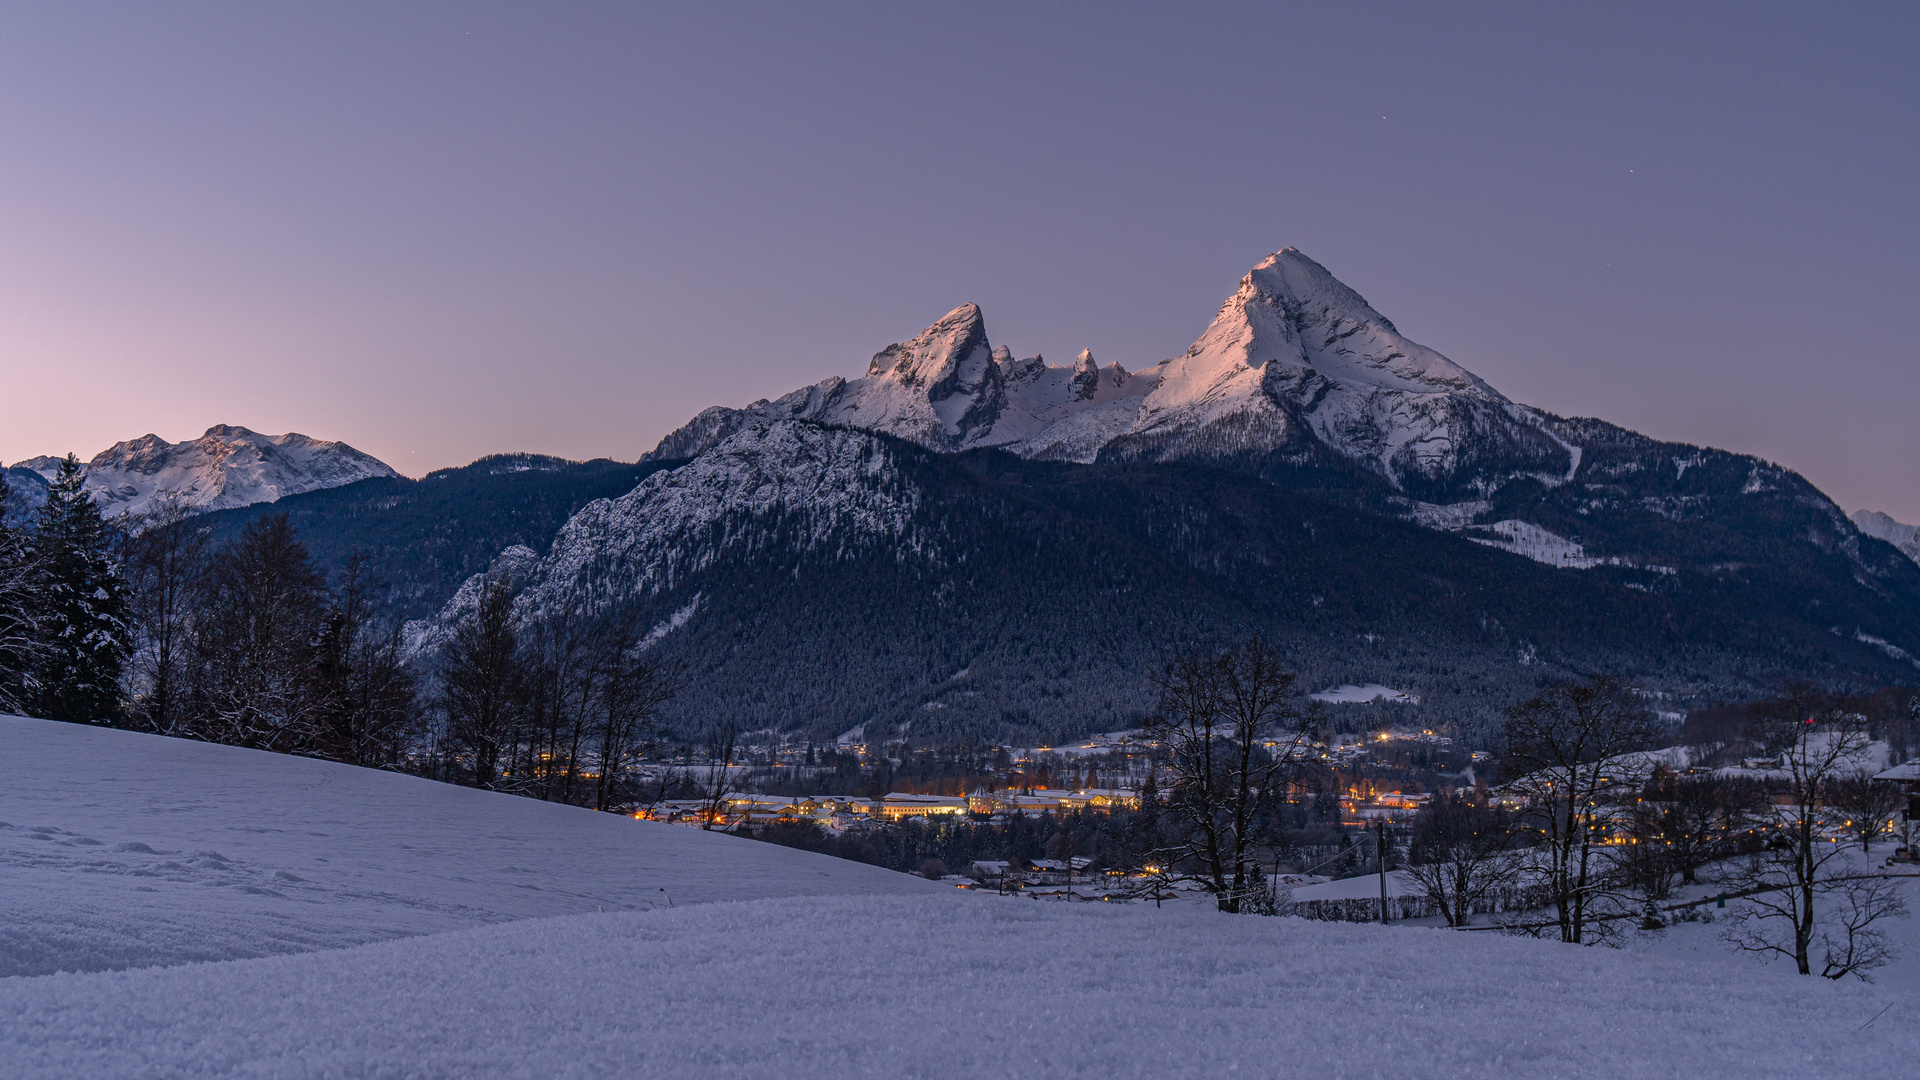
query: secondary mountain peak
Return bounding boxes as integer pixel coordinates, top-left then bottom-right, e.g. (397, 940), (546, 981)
(866, 303), (988, 388)
(1853, 509), (1920, 565)
(17, 426), (397, 519)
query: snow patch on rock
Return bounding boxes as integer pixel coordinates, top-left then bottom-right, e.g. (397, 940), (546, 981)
(640, 596), (703, 650)
(1310, 684), (1420, 705)
(1467, 520), (1600, 569)
(1854, 629), (1919, 667)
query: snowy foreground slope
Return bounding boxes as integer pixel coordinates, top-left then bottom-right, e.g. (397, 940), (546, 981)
(0, 715), (931, 976)
(4, 894), (1916, 1079)
(2, 717), (1915, 1078)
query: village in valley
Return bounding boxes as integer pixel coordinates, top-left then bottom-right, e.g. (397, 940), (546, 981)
(637, 715), (1457, 832)
(628, 692), (1920, 928)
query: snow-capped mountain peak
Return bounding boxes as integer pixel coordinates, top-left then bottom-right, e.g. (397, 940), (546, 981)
(648, 247), (1571, 499)
(1117, 248), (1532, 485)
(1853, 509), (1920, 565)
(16, 425), (397, 518)
(865, 303), (988, 387)
(1214, 248), (1497, 397)
(646, 303), (1159, 460)
(1069, 349), (1103, 400)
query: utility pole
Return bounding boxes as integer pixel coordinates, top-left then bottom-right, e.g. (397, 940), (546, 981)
(1060, 821), (1075, 901)
(1377, 819), (1390, 925)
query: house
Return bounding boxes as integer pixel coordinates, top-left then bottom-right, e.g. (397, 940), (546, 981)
(1026, 857), (1095, 884)
(1871, 760), (1920, 859)
(967, 788), (1063, 816)
(1058, 788), (1142, 812)
(964, 787), (1140, 817)
(877, 792), (970, 820)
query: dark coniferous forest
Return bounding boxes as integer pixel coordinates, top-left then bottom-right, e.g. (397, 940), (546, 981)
(192, 453), (678, 621)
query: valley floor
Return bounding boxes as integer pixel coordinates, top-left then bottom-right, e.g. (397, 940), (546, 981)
(2, 716), (1916, 1078)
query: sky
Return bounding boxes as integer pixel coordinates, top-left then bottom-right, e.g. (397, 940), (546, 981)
(1, 3), (1915, 520)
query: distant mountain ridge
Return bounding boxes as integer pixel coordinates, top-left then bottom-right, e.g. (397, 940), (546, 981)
(10, 425), (396, 518)
(12, 248), (1909, 748)
(1854, 510), (1920, 566)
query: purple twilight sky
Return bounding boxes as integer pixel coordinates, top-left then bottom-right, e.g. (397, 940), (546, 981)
(1, 3), (1915, 520)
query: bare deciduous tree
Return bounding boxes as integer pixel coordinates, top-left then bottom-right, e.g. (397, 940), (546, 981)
(119, 499), (207, 736)
(699, 718), (740, 830)
(1405, 790), (1518, 926)
(511, 610), (683, 808)
(589, 627), (682, 812)
(1722, 683), (1906, 979)
(1824, 770), (1906, 853)
(518, 613), (599, 801)
(440, 577), (527, 789)
(1501, 674), (1662, 944)
(1630, 768), (1768, 886)
(1145, 637), (1315, 913)
(1807, 875), (1910, 980)
(190, 514), (327, 750)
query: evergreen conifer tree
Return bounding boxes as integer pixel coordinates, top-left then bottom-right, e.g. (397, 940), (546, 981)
(33, 455), (130, 724)
(0, 471), (44, 715)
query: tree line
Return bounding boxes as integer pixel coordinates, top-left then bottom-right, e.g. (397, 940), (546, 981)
(0, 460), (680, 811)
(0, 458), (421, 762)
(423, 575), (682, 808)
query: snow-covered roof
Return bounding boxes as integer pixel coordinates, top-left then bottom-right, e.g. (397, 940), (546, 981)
(1285, 871), (1421, 902)
(879, 793), (968, 806)
(1871, 760), (1920, 781)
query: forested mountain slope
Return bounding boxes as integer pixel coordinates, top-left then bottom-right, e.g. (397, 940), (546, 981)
(196, 454), (679, 620)
(638, 250), (1915, 679)
(468, 421), (1920, 747)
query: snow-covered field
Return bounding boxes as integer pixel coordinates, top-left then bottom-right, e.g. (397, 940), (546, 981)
(0, 715), (931, 976)
(1310, 682), (1418, 704)
(7, 892), (1916, 1079)
(3, 715), (1917, 1078)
